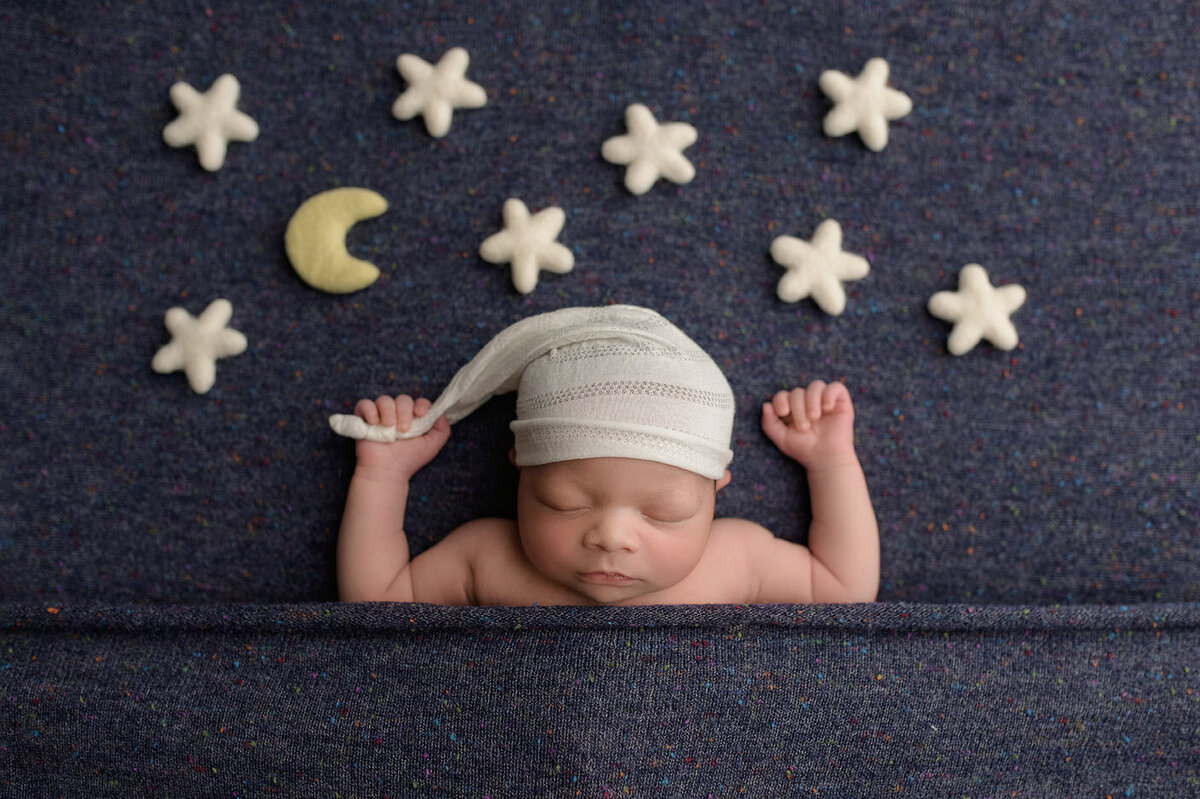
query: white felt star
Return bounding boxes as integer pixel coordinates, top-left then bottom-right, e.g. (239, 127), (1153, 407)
(151, 299), (248, 394)
(601, 104), (697, 195)
(392, 47), (487, 137)
(928, 264), (1027, 355)
(770, 219), (870, 315)
(819, 58), (912, 151)
(162, 74), (259, 171)
(479, 199), (575, 294)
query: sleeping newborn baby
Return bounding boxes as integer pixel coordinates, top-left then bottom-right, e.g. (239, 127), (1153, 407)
(334, 305), (878, 605)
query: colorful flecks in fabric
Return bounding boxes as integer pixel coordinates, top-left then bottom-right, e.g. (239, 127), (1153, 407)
(3, 602), (1197, 795)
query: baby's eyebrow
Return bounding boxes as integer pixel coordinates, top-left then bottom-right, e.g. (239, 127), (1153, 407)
(533, 485), (588, 503)
(643, 506), (699, 522)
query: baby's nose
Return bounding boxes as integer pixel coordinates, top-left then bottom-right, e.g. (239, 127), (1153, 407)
(583, 511), (640, 552)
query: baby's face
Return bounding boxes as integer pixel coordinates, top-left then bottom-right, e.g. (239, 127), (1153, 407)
(515, 457), (720, 604)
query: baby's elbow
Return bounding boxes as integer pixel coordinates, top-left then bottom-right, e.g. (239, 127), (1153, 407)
(836, 574), (878, 603)
(848, 583), (879, 603)
(338, 570), (416, 603)
(339, 585), (385, 602)
(817, 579), (878, 604)
(340, 587), (414, 603)
(836, 562), (879, 603)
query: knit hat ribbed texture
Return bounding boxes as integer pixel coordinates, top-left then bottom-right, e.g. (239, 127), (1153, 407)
(330, 305), (735, 478)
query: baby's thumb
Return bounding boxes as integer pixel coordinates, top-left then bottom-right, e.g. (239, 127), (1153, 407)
(409, 415), (451, 470)
(424, 413), (450, 441)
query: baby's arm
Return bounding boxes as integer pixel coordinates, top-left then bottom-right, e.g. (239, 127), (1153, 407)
(759, 381), (879, 602)
(337, 395), (451, 602)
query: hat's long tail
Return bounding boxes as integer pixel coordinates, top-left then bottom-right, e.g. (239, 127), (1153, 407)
(329, 414), (399, 442)
(326, 305), (672, 444)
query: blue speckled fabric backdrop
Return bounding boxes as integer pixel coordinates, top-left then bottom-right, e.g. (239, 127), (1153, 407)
(2, 1), (1197, 794)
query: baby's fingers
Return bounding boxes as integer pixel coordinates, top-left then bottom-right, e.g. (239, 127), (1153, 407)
(393, 394), (416, 432)
(770, 390), (794, 425)
(762, 401), (789, 443)
(823, 381), (851, 412)
(374, 395), (399, 429)
(805, 380), (828, 422)
(354, 397), (381, 426)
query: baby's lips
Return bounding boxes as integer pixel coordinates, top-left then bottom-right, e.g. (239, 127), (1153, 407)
(579, 571), (636, 585)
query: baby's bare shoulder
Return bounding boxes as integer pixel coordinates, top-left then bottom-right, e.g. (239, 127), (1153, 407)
(438, 517), (521, 561)
(675, 518), (777, 603)
(446, 516), (518, 538)
(410, 518), (518, 604)
(711, 516), (816, 604)
(712, 516), (772, 533)
(710, 516), (775, 546)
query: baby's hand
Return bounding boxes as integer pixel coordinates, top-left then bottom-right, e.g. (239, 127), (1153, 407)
(761, 381), (856, 470)
(352, 394), (450, 480)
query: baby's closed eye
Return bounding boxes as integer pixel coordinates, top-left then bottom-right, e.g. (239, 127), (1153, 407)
(641, 501), (701, 525)
(534, 493), (590, 514)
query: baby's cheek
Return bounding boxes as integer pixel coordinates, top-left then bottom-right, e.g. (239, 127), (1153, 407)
(652, 532), (709, 583)
(520, 524), (573, 574)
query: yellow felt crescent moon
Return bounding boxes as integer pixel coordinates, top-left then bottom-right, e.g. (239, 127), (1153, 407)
(285, 188), (388, 294)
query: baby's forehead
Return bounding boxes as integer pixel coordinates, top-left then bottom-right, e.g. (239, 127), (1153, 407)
(526, 457), (709, 497)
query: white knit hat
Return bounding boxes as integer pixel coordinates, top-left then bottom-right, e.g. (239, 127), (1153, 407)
(329, 305), (735, 479)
